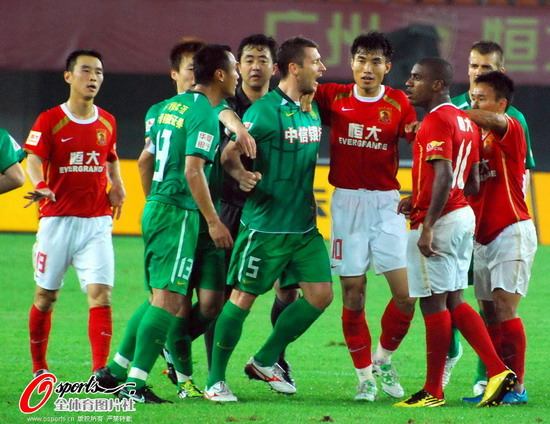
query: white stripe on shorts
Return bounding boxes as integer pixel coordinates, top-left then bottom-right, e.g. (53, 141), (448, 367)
(238, 229), (257, 282)
(170, 210), (188, 283)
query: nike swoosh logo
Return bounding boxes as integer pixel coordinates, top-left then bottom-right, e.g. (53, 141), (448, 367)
(101, 332), (112, 337)
(61, 137), (73, 142)
(31, 339), (47, 344)
(286, 112), (296, 117)
(341, 107), (354, 112)
(348, 346), (367, 353)
(216, 342), (235, 350)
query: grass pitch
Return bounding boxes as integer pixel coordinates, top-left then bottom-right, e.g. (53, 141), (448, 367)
(1, 233), (549, 424)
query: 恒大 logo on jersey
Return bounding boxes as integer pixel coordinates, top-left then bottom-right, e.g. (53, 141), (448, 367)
(19, 372), (136, 414)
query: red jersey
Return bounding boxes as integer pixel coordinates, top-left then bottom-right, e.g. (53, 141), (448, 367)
(410, 103), (480, 229)
(315, 83), (416, 191)
(24, 104), (118, 218)
(469, 116), (531, 244)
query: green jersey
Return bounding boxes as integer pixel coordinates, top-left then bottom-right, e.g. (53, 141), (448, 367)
(451, 91), (535, 169)
(240, 88), (322, 233)
(0, 128), (24, 173)
(144, 99), (169, 141)
(148, 91), (220, 210)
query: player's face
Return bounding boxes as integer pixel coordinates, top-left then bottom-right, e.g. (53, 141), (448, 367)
(471, 82), (506, 114)
(351, 49), (391, 97)
(171, 54), (195, 93)
(405, 63), (433, 108)
(468, 50), (503, 88)
(296, 47), (326, 95)
(238, 46), (276, 90)
(221, 52), (240, 98)
(65, 55), (104, 101)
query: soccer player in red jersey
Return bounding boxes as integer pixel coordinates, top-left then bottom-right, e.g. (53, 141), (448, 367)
(395, 57), (515, 408)
(314, 32), (416, 401)
(460, 71), (536, 404)
(23, 50), (126, 377)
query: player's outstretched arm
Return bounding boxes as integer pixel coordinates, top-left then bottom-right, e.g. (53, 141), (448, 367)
(464, 109), (508, 137)
(218, 109), (256, 159)
(23, 153), (55, 207)
(107, 159), (126, 220)
(221, 141), (261, 192)
(0, 162), (25, 194)
(185, 155), (233, 249)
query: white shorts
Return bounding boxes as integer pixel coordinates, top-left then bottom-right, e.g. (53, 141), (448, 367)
(330, 188), (407, 276)
(33, 216), (115, 292)
(473, 220), (537, 301)
(407, 206), (475, 298)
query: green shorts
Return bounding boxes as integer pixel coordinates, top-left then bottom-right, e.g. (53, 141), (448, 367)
(189, 231), (226, 292)
(142, 201), (199, 295)
(228, 226), (331, 295)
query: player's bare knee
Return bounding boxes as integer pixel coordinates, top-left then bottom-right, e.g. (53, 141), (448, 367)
(392, 294), (416, 314)
(276, 288), (299, 305)
(87, 284), (112, 308)
(305, 284), (333, 310)
(34, 287), (58, 311)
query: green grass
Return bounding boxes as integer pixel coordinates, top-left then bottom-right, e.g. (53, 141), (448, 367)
(1, 233), (549, 424)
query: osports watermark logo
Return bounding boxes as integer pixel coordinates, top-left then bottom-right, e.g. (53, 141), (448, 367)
(19, 372), (136, 414)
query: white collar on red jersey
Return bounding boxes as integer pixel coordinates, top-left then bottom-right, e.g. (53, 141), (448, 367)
(353, 84), (386, 103)
(61, 103), (99, 124)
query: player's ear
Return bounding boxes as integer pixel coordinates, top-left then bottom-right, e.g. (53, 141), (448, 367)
(215, 68), (225, 83)
(385, 60), (392, 74)
(271, 64), (278, 76)
(64, 70), (72, 84)
(289, 62), (300, 77)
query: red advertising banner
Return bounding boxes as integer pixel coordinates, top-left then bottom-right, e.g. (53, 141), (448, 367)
(1, 0), (549, 84)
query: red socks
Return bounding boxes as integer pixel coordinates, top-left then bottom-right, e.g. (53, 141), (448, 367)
(342, 308), (371, 369)
(89, 306), (112, 372)
(450, 302), (506, 378)
(487, 323), (503, 358)
(29, 305), (52, 373)
(379, 299), (414, 352)
(423, 310), (451, 399)
(501, 318), (526, 384)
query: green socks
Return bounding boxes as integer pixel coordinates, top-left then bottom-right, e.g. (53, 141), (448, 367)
(127, 305), (172, 390)
(206, 301), (249, 388)
(254, 297), (323, 366)
(108, 299), (151, 379)
(447, 327), (461, 359)
(166, 316), (192, 380)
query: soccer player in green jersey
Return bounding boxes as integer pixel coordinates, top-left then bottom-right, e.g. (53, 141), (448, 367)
(113, 45), (238, 404)
(444, 41), (536, 395)
(204, 36), (333, 402)
(0, 128), (25, 194)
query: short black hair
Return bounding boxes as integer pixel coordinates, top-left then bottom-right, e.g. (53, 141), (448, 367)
(351, 31), (394, 61)
(237, 34), (277, 63)
(277, 36), (319, 79)
(471, 41), (504, 69)
(474, 71), (514, 111)
(193, 44), (232, 85)
(65, 49), (103, 72)
(170, 38), (207, 71)
(417, 57), (453, 88)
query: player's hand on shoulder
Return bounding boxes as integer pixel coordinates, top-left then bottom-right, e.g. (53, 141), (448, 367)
(23, 188), (55, 208)
(397, 196), (412, 218)
(108, 184), (127, 220)
(234, 127), (256, 159)
(208, 219), (233, 250)
(239, 171), (261, 192)
(404, 121), (421, 143)
(300, 93), (314, 113)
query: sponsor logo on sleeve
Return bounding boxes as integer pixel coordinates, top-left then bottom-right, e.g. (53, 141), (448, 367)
(26, 131), (42, 146)
(426, 140), (445, 152)
(145, 118), (155, 133)
(196, 131), (214, 151)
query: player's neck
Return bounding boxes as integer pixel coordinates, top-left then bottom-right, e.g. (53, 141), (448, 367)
(65, 98), (95, 120)
(242, 84), (269, 103)
(426, 94), (451, 112)
(193, 85), (224, 107)
(277, 80), (302, 102)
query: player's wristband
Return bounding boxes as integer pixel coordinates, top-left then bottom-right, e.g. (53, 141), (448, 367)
(35, 181), (49, 190)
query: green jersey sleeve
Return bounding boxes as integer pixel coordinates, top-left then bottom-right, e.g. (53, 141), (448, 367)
(0, 128), (22, 173)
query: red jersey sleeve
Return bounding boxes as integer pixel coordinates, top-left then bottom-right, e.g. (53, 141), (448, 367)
(24, 111), (53, 160)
